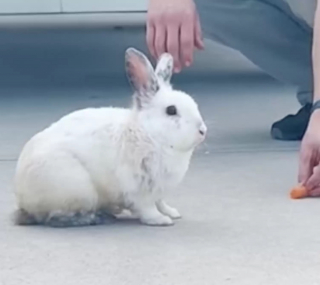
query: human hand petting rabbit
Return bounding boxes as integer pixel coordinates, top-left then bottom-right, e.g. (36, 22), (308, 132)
(13, 47), (207, 227)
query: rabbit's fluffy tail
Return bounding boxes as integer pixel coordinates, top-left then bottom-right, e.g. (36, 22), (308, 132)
(13, 209), (116, 227)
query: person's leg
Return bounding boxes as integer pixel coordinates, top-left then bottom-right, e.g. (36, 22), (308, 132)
(196, 0), (314, 140)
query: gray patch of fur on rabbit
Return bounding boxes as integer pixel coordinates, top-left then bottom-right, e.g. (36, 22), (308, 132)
(13, 209), (116, 227)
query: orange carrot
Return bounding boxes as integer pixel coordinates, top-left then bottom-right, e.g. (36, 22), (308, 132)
(290, 185), (308, 199)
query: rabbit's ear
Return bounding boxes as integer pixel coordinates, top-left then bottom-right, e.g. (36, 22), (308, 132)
(125, 48), (159, 109)
(155, 53), (173, 84)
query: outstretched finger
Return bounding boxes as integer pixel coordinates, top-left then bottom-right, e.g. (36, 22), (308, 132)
(180, 16), (194, 68)
(298, 144), (314, 184)
(154, 23), (167, 59)
(166, 23), (181, 72)
(146, 23), (156, 58)
(305, 165), (320, 190)
(194, 12), (204, 50)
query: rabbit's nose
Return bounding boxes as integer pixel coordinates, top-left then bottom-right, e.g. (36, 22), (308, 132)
(199, 124), (207, 136)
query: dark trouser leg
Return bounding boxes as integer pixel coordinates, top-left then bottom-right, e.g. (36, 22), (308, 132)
(196, 0), (314, 140)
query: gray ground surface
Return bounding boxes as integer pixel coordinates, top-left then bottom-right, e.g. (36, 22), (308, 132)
(0, 28), (319, 285)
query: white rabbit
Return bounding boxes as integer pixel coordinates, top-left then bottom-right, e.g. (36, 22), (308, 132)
(13, 47), (207, 227)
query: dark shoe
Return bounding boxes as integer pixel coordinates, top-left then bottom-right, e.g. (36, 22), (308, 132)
(271, 103), (312, 141)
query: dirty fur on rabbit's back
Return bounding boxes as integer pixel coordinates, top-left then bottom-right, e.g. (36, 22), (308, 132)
(13, 47), (207, 228)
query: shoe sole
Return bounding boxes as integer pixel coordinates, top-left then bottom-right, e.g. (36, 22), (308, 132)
(271, 128), (302, 141)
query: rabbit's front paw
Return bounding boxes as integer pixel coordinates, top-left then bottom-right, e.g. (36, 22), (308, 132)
(157, 200), (181, 219)
(141, 214), (173, 226)
(137, 205), (174, 226)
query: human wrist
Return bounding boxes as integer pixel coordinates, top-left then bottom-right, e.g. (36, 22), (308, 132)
(309, 104), (320, 129)
(311, 99), (320, 114)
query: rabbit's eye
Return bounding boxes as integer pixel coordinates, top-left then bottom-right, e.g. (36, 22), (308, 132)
(166, 105), (177, 116)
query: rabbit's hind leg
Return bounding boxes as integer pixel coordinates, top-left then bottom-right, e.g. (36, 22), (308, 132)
(15, 151), (102, 227)
(14, 209), (116, 227)
(45, 210), (116, 227)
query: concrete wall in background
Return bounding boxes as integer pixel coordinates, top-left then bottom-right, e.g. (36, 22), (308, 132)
(0, 0), (61, 14)
(0, 27), (262, 89)
(0, 0), (148, 14)
(62, 0), (147, 12)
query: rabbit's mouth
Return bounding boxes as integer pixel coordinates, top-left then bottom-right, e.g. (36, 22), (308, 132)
(184, 137), (206, 152)
(168, 142), (198, 153)
(196, 133), (206, 145)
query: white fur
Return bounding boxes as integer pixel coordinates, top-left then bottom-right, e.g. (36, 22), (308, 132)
(13, 48), (207, 227)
